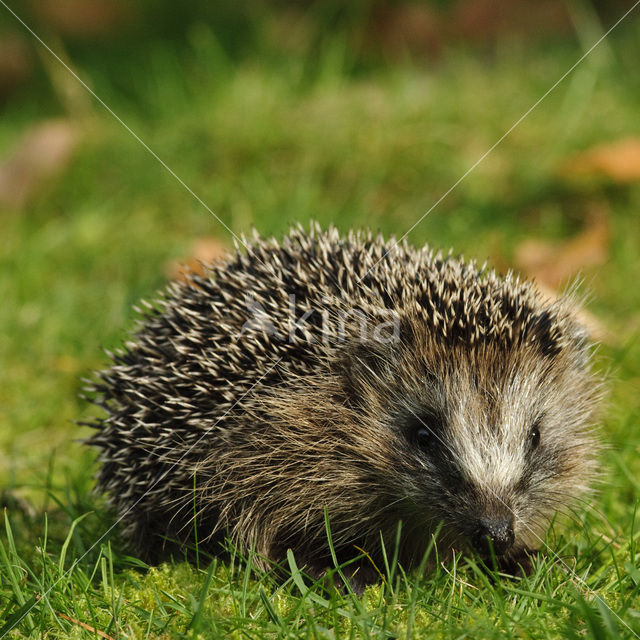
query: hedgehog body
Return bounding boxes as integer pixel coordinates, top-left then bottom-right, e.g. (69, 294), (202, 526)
(89, 224), (601, 586)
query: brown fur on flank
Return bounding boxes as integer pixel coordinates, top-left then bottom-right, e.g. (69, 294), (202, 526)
(87, 224), (603, 588)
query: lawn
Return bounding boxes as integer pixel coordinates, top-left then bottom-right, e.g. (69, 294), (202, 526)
(0, 3), (639, 638)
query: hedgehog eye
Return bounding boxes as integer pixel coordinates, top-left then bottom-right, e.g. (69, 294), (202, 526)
(529, 423), (541, 449)
(415, 426), (435, 450)
(406, 412), (441, 452)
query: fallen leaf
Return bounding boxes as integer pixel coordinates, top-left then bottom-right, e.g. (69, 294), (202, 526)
(0, 34), (33, 103)
(0, 119), (81, 210)
(369, 4), (443, 58)
(533, 281), (608, 343)
(514, 205), (610, 289)
(452, 0), (571, 44)
(166, 237), (230, 281)
(28, 0), (130, 38)
(561, 138), (640, 184)
(513, 203), (611, 341)
(365, 0), (573, 60)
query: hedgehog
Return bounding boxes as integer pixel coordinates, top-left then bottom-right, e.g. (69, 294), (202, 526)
(87, 223), (602, 589)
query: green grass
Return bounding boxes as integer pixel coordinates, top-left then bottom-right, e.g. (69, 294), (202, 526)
(1, 5), (640, 638)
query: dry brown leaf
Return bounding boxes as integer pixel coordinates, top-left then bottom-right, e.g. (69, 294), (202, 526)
(514, 207), (610, 290)
(28, 0), (129, 37)
(166, 237), (230, 282)
(366, 0), (572, 59)
(562, 138), (640, 184)
(452, 0), (571, 43)
(0, 119), (80, 210)
(514, 205), (611, 341)
(534, 281), (608, 343)
(369, 4), (443, 58)
(0, 34), (33, 103)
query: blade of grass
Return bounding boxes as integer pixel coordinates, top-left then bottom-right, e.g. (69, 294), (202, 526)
(58, 512), (89, 576)
(187, 560), (218, 633)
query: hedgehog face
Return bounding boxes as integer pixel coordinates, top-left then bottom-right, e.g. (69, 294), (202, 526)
(341, 331), (600, 566)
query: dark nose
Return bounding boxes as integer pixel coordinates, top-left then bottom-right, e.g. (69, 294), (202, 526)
(471, 516), (515, 557)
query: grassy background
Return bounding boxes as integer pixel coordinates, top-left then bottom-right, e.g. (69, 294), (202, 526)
(1, 2), (639, 637)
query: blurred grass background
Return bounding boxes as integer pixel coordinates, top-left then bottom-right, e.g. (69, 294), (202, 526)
(0, 1), (639, 637)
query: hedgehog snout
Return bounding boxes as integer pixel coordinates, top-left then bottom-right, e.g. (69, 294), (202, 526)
(470, 515), (515, 557)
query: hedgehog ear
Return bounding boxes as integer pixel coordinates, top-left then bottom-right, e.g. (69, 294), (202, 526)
(569, 323), (593, 369)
